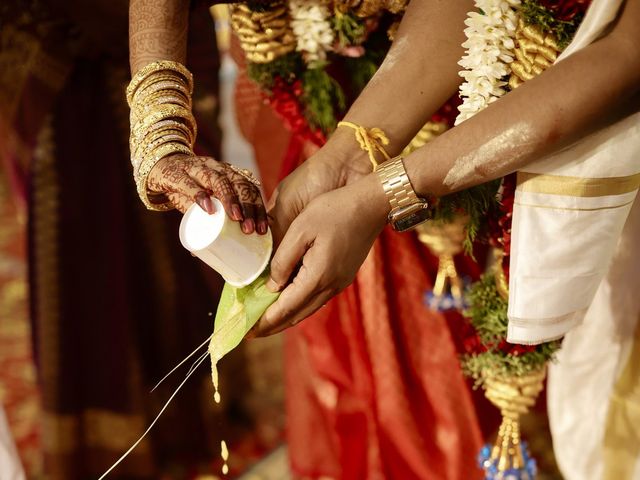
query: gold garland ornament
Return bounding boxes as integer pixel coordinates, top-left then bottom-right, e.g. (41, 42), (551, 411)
(416, 215), (468, 310)
(480, 367), (546, 474)
(508, 19), (560, 90)
(230, 2), (296, 64)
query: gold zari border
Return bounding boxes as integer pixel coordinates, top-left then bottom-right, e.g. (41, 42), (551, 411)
(517, 172), (640, 198)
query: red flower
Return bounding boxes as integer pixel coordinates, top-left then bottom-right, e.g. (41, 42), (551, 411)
(268, 78), (326, 146)
(539, 0), (591, 21)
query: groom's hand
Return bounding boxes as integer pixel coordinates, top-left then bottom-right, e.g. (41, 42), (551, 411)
(252, 174), (389, 337)
(267, 132), (373, 248)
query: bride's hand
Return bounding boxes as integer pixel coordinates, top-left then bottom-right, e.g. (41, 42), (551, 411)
(147, 154), (268, 235)
(252, 173), (390, 337)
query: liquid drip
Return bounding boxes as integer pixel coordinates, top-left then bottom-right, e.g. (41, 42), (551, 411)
(221, 440), (229, 475)
(212, 360), (221, 404)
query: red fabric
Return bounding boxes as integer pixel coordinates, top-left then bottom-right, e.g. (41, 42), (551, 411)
(285, 232), (485, 480)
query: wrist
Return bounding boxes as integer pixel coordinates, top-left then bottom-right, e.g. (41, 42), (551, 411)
(356, 172), (392, 228)
(320, 127), (374, 185)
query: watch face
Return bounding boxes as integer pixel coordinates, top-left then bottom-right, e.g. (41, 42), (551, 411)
(390, 203), (431, 232)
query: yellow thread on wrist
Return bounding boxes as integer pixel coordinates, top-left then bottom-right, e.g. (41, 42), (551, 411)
(337, 121), (391, 171)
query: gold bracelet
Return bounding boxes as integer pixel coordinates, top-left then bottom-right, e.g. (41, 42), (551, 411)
(134, 88), (191, 106)
(133, 134), (191, 172)
(133, 77), (191, 105)
(130, 114), (195, 174)
(127, 60), (193, 105)
(130, 105), (196, 143)
(140, 120), (195, 147)
(133, 128), (192, 160)
(135, 142), (193, 211)
(130, 94), (192, 124)
(130, 124), (194, 165)
(337, 121), (392, 171)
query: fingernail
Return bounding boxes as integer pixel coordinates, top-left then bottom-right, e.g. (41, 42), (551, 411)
(203, 196), (215, 214)
(266, 278), (281, 293)
(242, 218), (255, 234)
(195, 192), (208, 211)
(257, 221), (268, 235)
(232, 204), (243, 221)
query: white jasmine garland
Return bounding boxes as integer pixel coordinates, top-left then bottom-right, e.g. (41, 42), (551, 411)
(455, 0), (521, 125)
(289, 0), (335, 64)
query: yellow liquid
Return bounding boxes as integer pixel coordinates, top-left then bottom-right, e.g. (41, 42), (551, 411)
(221, 440), (229, 476)
(212, 361), (221, 404)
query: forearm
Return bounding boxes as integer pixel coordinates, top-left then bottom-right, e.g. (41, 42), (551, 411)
(327, 0), (473, 163)
(406, 13), (640, 197)
(129, 0), (190, 73)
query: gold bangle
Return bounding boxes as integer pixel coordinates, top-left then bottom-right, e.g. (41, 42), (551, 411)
(130, 105), (196, 143)
(133, 77), (191, 105)
(137, 141), (192, 180)
(130, 121), (194, 161)
(133, 134), (191, 173)
(130, 117), (194, 173)
(139, 119), (195, 145)
(127, 60), (193, 105)
(130, 94), (192, 123)
(134, 86), (191, 109)
(133, 128), (192, 160)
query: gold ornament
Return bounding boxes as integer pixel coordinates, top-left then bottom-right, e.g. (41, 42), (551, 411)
(401, 121), (448, 156)
(482, 367), (546, 472)
(493, 248), (509, 301)
(383, 0), (409, 14)
(509, 19), (560, 90)
(416, 215), (468, 302)
(230, 3), (296, 64)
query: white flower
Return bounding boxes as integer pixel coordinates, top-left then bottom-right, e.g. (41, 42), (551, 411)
(289, 0), (335, 64)
(455, 0), (520, 125)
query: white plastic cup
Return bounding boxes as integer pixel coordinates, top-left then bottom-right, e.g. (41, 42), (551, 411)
(179, 198), (273, 287)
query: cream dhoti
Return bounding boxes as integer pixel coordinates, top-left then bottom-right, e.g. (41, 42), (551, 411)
(506, 1), (640, 478)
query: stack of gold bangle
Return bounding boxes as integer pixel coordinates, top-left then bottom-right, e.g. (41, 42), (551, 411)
(127, 60), (197, 211)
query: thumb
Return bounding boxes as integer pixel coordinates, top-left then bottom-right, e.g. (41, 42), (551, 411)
(266, 217), (310, 293)
(267, 186), (302, 249)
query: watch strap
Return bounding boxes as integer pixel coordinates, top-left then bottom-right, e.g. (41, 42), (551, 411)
(376, 156), (421, 211)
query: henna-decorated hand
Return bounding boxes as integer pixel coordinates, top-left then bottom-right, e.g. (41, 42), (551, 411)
(148, 154), (268, 235)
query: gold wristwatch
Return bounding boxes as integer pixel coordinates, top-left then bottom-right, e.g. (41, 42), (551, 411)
(376, 156), (431, 232)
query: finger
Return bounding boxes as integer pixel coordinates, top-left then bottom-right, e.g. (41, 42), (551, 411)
(259, 288), (335, 337)
(165, 175), (209, 214)
(253, 262), (322, 336)
(226, 168), (267, 234)
(266, 219), (311, 292)
(255, 203), (268, 236)
(241, 203), (255, 234)
(187, 160), (243, 221)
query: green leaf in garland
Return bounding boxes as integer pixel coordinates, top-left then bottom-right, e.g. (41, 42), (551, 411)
(460, 273), (560, 386)
(332, 11), (366, 47)
(301, 66), (346, 134)
(247, 52), (304, 90)
(520, 0), (584, 49)
(431, 180), (502, 255)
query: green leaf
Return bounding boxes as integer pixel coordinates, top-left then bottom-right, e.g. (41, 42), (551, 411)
(247, 53), (304, 90)
(301, 67), (346, 133)
(209, 270), (279, 363)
